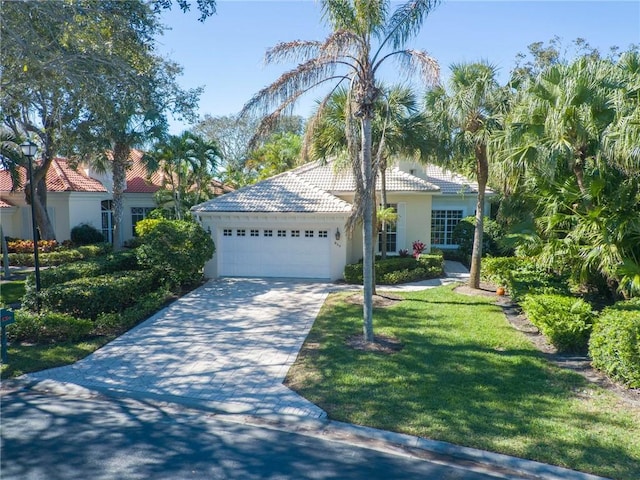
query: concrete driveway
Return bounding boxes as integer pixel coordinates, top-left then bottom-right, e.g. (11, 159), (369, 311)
(25, 278), (330, 418)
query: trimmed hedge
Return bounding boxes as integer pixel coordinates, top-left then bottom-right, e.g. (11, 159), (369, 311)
(344, 253), (444, 285)
(589, 302), (640, 387)
(24, 250), (139, 292)
(7, 311), (93, 343)
(8, 243), (112, 267)
(70, 223), (105, 245)
(26, 270), (158, 320)
(520, 294), (594, 353)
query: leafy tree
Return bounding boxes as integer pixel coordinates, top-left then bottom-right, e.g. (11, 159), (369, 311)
(423, 61), (507, 288)
(241, 0), (440, 342)
(245, 132), (302, 182)
(145, 131), (221, 219)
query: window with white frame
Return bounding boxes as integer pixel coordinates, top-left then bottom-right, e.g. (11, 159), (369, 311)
(291, 230), (300, 237)
(431, 210), (463, 246)
(264, 229), (273, 237)
(318, 230), (328, 238)
(223, 229), (232, 236)
(250, 229), (259, 237)
(378, 204), (397, 252)
(131, 207), (154, 236)
(305, 230), (314, 237)
(277, 229), (286, 237)
(237, 229), (246, 236)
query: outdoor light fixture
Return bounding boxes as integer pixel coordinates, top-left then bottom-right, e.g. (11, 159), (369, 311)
(19, 140), (41, 297)
(335, 228), (341, 241)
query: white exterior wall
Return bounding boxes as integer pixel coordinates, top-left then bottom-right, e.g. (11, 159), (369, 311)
(121, 193), (157, 243)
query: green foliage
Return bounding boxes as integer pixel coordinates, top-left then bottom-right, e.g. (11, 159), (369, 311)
(481, 256), (570, 300)
(344, 254), (444, 285)
(135, 218), (214, 288)
(8, 243), (111, 267)
(24, 251), (139, 293)
(70, 223), (105, 245)
(589, 302), (640, 387)
(8, 310), (93, 343)
(27, 270), (158, 320)
(451, 216), (504, 262)
(520, 294), (594, 353)
(94, 287), (172, 335)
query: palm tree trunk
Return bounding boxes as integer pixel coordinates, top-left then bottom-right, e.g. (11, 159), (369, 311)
(380, 164), (388, 260)
(469, 145), (488, 289)
(361, 116), (374, 343)
(112, 143), (129, 250)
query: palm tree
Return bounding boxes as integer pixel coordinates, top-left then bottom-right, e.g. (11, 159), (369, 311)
(423, 61), (506, 289)
(242, 0), (440, 342)
(308, 84), (425, 260)
(145, 131), (220, 219)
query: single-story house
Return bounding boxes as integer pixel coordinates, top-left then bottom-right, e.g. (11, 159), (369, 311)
(191, 159), (493, 281)
(0, 150), (233, 244)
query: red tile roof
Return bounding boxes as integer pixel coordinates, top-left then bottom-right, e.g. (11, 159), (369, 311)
(0, 158), (106, 193)
(124, 149), (163, 194)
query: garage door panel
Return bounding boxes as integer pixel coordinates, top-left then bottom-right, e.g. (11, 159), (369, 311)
(219, 227), (331, 279)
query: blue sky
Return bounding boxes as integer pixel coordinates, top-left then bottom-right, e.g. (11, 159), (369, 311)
(157, 0), (640, 133)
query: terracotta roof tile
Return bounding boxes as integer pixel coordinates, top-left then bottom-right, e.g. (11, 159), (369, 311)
(0, 158), (106, 193)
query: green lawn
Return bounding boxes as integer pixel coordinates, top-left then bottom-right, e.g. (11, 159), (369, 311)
(285, 285), (640, 480)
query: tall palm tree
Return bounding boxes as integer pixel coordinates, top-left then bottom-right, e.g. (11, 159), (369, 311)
(242, 0), (440, 342)
(423, 61), (506, 289)
(308, 84), (425, 260)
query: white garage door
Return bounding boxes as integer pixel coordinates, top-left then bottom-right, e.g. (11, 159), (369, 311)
(219, 227), (331, 279)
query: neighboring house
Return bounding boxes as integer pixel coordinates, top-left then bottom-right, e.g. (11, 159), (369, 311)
(0, 149), (233, 244)
(191, 160), (493, 281)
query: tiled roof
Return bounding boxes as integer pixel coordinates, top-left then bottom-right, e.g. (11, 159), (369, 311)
(294, 161), (440, 192)
(124, 149), (163, 194)
(192, 171), (352, 214)
(423, 164), (489, 194)
(0, 158), (106, 193)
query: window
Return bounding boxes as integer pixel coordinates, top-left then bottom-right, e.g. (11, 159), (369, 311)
(277, 230), (286, 237)
(318, 230), (328, 238)
(264, 229), (273, 237)
(431, 210), (463, 246)
(378, 204), (397, 252)
(291, 230), (300, 237)
(223, 229), (233, 237)
(250, 229), (259, 237)
(305, 230), (314, 237)
(131, 207), (154, 236)
(101, 200), (113, 243)
(237, 229), (246, 236)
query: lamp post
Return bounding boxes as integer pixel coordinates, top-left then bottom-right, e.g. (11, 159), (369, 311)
(20, 141), (41, 296)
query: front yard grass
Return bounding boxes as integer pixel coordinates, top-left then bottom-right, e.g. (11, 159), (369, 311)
(285, 285), (640, 480)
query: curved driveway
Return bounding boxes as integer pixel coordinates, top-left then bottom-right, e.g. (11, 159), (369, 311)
(25, 279), (330, 418)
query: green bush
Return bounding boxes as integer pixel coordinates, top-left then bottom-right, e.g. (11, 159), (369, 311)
(451, 216), (504, 262)
(520, 294), (594, 353)
(589, 302), (640, 387)
(7, 310), (93, 343)
(344, 253), (444, 285)
(27, 270), (158, 320)
(70, 223), (105, 245)
(481, 256), (569, 300)
(24, 250), (139, 293)
(94, 287), (172, 335)
(135, 219), (214, 288)
(8, 243), (111, 267)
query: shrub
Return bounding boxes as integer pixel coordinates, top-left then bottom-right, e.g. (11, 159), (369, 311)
(70, 223), (105, 245)
(8, 243), (111, 267)
(589, 302), (640, 387)
(94, 287), (172, 335)
(24, 250), (139, 293)
(344, 253), (444, 285)
(412, 240), (426, 259)
(451, 216), (504, 262)
(27, 270), (158, 320)
(520, 294), (594, 353)
(7, 310), (93, 343)
(135, 219), (214, 288)
(7, 239), (59, 253)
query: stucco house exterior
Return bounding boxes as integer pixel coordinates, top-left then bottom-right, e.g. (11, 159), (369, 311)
(0, 149), (232, 245)
(192, 160), (492, 281)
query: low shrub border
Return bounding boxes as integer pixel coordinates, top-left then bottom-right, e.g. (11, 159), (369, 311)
(7, 243), (112, 267)
(344, 253), (444, 285)
(589, 301), (640, 388)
